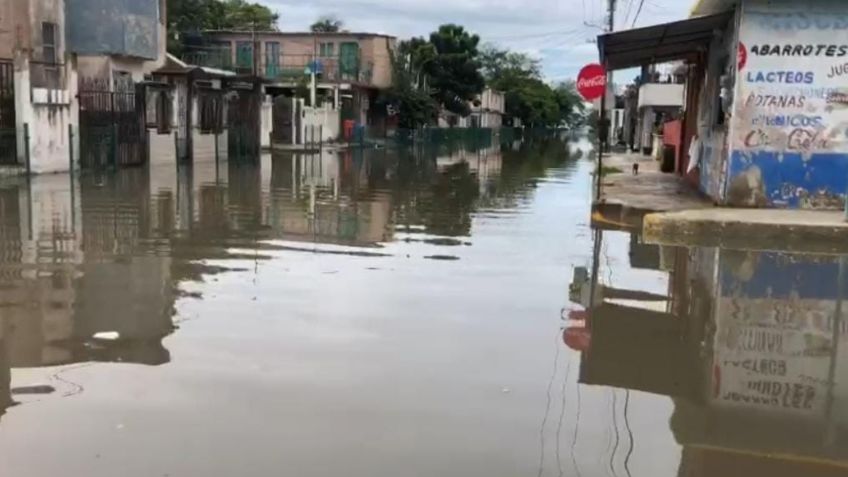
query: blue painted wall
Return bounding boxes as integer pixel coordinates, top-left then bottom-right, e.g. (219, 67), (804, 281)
(718, 1), (848, 208)
(66, 0), (160, 60)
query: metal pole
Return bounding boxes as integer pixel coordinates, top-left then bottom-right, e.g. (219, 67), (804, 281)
(68, 123), (74, 172)
(24, 123), (30, 175)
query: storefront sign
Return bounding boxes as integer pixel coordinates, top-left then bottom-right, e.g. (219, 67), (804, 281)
(577, 64), (606, 101)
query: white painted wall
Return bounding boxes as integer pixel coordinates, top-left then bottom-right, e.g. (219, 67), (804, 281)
(261, 95), (273, 148)
(638, 83), (685, 108)
(148, 130), (177, 167)
(14, 57), (79, 173)
(301, 103), (340, 143)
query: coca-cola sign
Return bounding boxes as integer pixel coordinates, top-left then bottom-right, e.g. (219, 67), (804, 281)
(577, 63), (607, 101)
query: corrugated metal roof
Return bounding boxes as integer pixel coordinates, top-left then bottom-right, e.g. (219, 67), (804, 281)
(598, 12), (733, 70)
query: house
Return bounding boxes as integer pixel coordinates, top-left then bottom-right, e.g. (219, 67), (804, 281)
(0, 0), (79, 173)
(635, 65), (685, 155)
(0, 0), (175, 174)
(598, 0), (848, 209)
(438, 88), (505, 129)
(182, 31), (395, 145)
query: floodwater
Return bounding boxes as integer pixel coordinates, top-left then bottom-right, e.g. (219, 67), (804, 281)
(0, 138), (846, 477)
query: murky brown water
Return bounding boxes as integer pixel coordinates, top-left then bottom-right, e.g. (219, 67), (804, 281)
(0, 139), (846, 476)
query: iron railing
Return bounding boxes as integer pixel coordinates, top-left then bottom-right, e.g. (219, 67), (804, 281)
(182, 47), (375, 85)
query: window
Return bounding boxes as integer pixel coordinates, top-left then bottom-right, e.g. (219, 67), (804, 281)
(265, 41), (280, 77)
(236, 41), (254, 72)
(319, 42), (335, 57)
(42, 22), (58, 64)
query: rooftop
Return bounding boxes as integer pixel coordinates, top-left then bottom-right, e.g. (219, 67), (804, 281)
(202, 30), (396, 39)
(690, 0), (737, 16)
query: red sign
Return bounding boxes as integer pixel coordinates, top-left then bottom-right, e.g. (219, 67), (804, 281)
(577, 63), (607, 101)
(738, 42), (748, 71)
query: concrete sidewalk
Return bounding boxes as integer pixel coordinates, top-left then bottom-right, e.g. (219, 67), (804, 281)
(593, 152), (712, 230)
(595, 152), (848, 253)
(643, 209), (848, 254)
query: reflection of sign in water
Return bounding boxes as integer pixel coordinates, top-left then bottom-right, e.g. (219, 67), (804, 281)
(712, 298), (834, 416)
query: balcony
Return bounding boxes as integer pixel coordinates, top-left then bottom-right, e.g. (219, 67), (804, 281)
(181, 47), (375, 86)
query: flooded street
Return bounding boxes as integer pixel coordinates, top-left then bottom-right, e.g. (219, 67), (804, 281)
(0, 139), (846, 476)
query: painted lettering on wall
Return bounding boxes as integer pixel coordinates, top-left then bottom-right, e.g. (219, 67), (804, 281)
(828, 91), (848, 106)
(752, 114), (822, 127)
(745, 94), (806, 108)
(751, 13), (848, 31)
(828, 63), (848, 79)
(788, 128), (829, 152)
(750, 44), (848, 57)
(746, 71), (814, 84)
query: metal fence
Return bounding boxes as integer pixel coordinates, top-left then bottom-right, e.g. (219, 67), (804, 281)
(78, 77), (147, 169)
(0, 60), (16, 165)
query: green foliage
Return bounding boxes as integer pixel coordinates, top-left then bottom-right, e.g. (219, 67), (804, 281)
(380, 45), (438, 129)
(167, 0), (279, 53)
(424, 25), (486, 116)
(310, 15), (343, 33)
(482, 44), (584, 129)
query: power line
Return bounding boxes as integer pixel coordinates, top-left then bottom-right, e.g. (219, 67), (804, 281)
(631, 0), (646, 27)
(622, 0), (635, 28)
(487, 28), (584, 41)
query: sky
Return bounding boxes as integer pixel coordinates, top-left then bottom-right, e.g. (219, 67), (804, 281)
(258, 0), (694, 82)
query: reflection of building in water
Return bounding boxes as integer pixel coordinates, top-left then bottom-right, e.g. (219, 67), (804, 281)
(268, 151), (394, 246)
(570, 231), (848, 474)
(0, 171), (179, 417)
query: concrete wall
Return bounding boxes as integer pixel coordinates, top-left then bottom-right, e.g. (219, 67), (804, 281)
(14, 56), (78, 173)
(637, 83), (685, 108)
(695, 9), (737, 202)
(301, 102), (340, 143)
(726, 0), (848, 208)
(65, 0), (161, 60)
(261, 95), (272, 148)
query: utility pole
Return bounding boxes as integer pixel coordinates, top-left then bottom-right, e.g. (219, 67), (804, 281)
(596, 0), (616, 200)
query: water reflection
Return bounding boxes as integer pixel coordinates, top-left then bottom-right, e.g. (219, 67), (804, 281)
(0, 139), (573, 428)
(570, 229), (848, 475)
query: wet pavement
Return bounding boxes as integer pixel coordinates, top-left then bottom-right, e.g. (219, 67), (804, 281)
(0, 137), (846, 476)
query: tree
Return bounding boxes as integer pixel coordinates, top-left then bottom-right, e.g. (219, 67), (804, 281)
(553, 81), (586, 128)
(310, 15), (343, 33)
(379, 43), (438, 129)
(167, 0), (279, 53)
(221, 0), (279, 30)
(479, 44), (540, 83)
(425, 25), (485, 116)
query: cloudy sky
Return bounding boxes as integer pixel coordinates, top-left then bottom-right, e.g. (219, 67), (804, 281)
(258, 0), (693, 82)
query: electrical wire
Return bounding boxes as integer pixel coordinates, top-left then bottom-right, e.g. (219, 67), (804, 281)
(631, 0), (646, 27)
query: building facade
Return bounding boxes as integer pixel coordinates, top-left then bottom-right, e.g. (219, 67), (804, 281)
(183, 31), (396, 145)
(600, 0), (848, 209)
(696, 0), (848, 209)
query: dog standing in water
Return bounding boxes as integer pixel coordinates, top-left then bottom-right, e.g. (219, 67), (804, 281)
(632, 162), (639, 175)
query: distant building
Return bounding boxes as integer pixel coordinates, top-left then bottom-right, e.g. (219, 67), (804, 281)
(182, 31), (396, 145)
(438, 88), (505, 128)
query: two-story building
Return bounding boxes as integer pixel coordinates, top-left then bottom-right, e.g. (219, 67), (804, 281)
(0, 0), (79, 173)
(0, 0), (170, 174)
(599, 0), (848, 209)
(183, 31), (395, 146)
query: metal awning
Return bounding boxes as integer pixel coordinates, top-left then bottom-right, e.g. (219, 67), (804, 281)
(598, 12), (733, 70)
